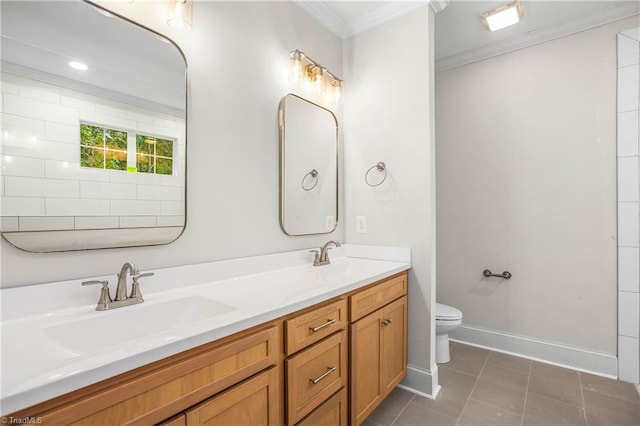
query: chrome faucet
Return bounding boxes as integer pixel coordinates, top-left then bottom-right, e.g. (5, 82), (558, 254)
(116, 262), (138, 301)
(82, 262), (154, 311)
(311, 240), (341, 266)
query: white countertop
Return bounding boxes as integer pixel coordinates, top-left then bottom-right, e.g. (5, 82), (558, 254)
(0, 245), (410, 415)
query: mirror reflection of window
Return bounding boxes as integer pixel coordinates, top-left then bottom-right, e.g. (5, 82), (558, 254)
(0, 1), (187, 251)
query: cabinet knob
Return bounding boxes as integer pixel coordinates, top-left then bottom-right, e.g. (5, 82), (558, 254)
(382, 318), (393, 326)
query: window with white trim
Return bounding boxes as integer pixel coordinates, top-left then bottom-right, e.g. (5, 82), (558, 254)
(80, 123), (175, 175)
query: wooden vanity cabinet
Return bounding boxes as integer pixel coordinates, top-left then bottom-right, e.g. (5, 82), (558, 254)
(10, 271), (408, 426)
(349, 274), (408, 426)
(11, 325), (281, 425)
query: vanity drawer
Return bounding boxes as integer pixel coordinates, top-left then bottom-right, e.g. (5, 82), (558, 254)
(285, 298), (347, 355)
(296, 388), (347, 426)
(286, 330), (347, 425)
(28, 325), (280, 425)
(349, 272), (407, 322)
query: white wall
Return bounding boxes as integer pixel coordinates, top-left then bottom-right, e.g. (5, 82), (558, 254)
(344, 6), (437, 394)
(436, 18), (639, 359)
(617, 26), (640, 383)
(0, 1), (344, 287)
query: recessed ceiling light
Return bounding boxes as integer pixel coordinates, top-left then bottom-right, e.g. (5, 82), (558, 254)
(69, 61), (88, 71)
(480, 1), (524, 32)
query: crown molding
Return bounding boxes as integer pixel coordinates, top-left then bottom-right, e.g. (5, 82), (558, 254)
(344, 1), (430, 37)
(429, 0), (450, 14)
(292, 1), (349, 38)
(293, 1), (439, 39)
(436, 2), (640, 72)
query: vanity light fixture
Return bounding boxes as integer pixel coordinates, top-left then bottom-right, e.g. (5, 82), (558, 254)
(167, 0), (192, 32)
(480, 1), (524, 32)
(289, 49), (343, 105)
(69, 61), (88, 71)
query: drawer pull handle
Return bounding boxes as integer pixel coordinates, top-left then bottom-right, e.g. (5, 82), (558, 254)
(382, 318), (393, 326)
(310, 319), (336, 332)
(310, 366), (336, 385)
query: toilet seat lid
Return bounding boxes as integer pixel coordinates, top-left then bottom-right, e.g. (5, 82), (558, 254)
(436, 303), (462, 320)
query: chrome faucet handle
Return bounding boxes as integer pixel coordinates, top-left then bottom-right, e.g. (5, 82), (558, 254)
(130, 272), (153, 301)
(310, 249), (320, 266)
(82, 280), (112, 311)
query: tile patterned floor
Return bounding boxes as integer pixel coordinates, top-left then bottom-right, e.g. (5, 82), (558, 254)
(365, 342), (640, 426)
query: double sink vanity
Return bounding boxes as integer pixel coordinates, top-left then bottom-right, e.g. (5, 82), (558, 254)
(1, 245), (410, 425)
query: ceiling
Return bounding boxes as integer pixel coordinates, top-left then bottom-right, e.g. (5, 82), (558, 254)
(294, 0), (640, 70)
(1, 1), (186, 111)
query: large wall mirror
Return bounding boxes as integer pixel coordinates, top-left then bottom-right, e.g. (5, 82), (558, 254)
(279, 94), (338, 236)
(0, 1), (187, 252)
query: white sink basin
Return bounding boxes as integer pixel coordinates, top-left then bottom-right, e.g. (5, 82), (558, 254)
(44, 296), (235, 354)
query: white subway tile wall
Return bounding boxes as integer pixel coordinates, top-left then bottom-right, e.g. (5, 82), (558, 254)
(619, 247), (640, 293)
(74, 216), (119, 230)
(617, 111), (639, 156)
(617, 31), (640, 384)
(0, 72), (185, 227)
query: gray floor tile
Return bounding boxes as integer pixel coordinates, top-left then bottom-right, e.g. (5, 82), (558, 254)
(441, 343), (490, 377)
(471, 363), (528, 415)
(583, 388), (640, 426)
(528, 362), (583, 408)
(487, 351), (532, 375)
(523, 392), (586, 426)
(367, 387), (414, 426)
(393, 401), (457, 426)
(411, 366), (477, 419)
(458, 398), (524, 426)
(580, 372), (640, 404)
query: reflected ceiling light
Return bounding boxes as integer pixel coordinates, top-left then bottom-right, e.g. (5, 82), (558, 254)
(167, 0), (192, 32)
(92, 6), (113, 18)
(480, 1), (524, 31)
(289, 49), (343, 106)
(69, 61), (88, 71)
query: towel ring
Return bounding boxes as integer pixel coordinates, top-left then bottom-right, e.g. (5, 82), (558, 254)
(302, 169), (319, 191)
(365, 162), (387, 187)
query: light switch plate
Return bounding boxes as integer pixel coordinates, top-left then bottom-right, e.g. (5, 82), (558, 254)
(356, 216), (366, 233)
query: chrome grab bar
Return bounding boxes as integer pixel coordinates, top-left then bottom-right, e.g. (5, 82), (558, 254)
(483, 269), (512, 279)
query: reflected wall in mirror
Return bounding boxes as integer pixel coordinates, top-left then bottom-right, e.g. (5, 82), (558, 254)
(0, 0), (187, 252)
(279, 94), (338, 236)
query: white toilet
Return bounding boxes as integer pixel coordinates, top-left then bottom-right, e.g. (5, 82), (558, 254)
(435, 303), (463, 364)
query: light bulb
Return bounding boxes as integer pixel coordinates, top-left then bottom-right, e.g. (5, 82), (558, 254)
(289, 50), (304, 84)
(168, 0), (192, 32)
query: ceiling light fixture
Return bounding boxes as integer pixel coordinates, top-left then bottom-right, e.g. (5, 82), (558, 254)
(69, 61), (88, 71)
(480, 1), (524, 32)
(289, 49), (343, 106)
(167, 0), (192, 32)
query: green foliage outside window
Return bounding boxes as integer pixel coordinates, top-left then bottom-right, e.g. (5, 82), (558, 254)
(80, 124), (127, 171)
(136, 135), (174, 175)
(80, 124), (174, 175)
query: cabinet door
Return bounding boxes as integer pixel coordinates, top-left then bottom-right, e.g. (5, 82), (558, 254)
(296, 388), (347, 426)
(381, 296), (408, 396)
(350, 309), (383, 426)
(185, 366), (280, 426)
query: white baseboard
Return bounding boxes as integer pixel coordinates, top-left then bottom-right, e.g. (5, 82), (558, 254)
(451, 325), (618, 378)
(399, 363), (441, 399)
